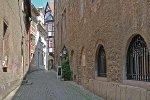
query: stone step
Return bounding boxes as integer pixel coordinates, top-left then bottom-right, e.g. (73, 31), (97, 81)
(21, 80), (33, 85)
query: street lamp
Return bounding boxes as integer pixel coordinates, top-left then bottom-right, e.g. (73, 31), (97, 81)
(59, 46), (67, 61)
(63, 47), (67, 55)
(59, 52), (62, 57)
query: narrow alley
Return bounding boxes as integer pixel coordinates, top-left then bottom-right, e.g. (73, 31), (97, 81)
(1, 0), (150, 100)
(4, 70), (103, 100)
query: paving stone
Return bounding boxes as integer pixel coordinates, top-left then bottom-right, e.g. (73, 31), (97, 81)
(4, 70), (103, 100)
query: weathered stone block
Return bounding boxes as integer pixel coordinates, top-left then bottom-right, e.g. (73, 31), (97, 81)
(141, 89), (147, 100)
(100, 82), (108, 99)
(147, 91), (150, 100)
(98, 81), (102, 97)
(133, 87), (141, 100)
(126, 86), (135, 100)
(107, 82), (117, 100)
(116, 84), (121, 100)
(89, 79), (93, 92)
(120, 85), (127, 100)
(126, 86), (142, 100)
(93, 80), (100, 95)
(93, 80), (96, 93)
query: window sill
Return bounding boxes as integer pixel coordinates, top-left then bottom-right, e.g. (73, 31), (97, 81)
(123, 80), (150, 89)
(95, 76), (107, 82)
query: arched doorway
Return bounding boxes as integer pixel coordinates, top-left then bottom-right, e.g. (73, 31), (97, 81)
(48, 53), (54, 70)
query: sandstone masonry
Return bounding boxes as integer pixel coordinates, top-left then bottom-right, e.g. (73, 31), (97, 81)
(55, 0), (150, 100)
(0, 0), (30, 99)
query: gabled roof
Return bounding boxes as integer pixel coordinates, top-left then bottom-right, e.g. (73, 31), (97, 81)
(44, 2), (54, 22)
(45, 2), (54, 15)
(48, 2), (54, 14)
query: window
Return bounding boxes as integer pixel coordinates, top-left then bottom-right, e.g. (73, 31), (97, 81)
(81, 47), (86, 67)
(49, 41), (53, 48)
(2, 21), (8, 71)
(22, 1), (24, 12)
(30, 34), (35, 46)
(64, 10), (66, 31)
(48, 22), (52, 32)
(92, 0), (95, 3)
(3, 22), (7, 37)
(126, 34), (150, 82)
(96, 45), (107, 77)
(62, 9), (66, 32)
(3, 22), (8, 58)
(80, 0), (84, 18)
(31, 15), (37, 26)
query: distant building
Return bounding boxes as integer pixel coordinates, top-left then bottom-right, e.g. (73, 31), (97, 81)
(30, 4), (48, 71)
(36, 7), (48, 70)
(0, 0), (31, 99)
(44, 2), (54, 70)
(30, 3), (40, 72)
(36, 23), (48, 70)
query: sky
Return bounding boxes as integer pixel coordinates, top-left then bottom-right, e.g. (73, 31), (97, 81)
(31, 0), (54, 8)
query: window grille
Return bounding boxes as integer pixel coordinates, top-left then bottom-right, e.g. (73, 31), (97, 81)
(126, 34), (150, 82)
(97, 46), (107, 77)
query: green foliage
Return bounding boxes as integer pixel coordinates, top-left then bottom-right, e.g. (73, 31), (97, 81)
(61, 52), (72, 81)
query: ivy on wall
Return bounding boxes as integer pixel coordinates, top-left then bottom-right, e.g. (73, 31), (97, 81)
(61, 51), (72, 81)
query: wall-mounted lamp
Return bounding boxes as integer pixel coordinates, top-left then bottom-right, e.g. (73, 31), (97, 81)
(59, 52), (62, 57)
(63, 47), (67, 55)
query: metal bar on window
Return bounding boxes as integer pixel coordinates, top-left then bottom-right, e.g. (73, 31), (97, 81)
(127, 35), (150, 82)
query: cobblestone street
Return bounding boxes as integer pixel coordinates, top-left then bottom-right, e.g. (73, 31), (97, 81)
(4, 70), (103, 100)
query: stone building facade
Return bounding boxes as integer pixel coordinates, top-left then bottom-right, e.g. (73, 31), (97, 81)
(29, 3), (40, 72)
(55, 0), (150, 100)
(0, 0), (31, 99)
(30, 4), (48, 72)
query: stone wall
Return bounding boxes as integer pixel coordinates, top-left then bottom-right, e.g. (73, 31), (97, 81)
(0, 0), (29, 99)
(89, 79), (149, 100)
(55, 0), (150, 99)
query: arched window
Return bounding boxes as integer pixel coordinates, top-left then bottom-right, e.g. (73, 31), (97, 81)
(126, 34), (150, 82)
(96, 45), (107, 77)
